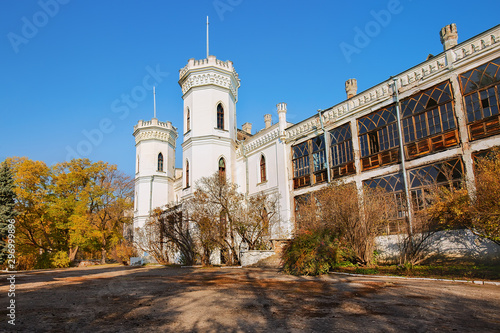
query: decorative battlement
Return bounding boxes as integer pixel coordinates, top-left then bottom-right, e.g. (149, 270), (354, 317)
(134, 118), (176, 131)
(179, 55), (238, 79)
(178, 55), (241, 101)
(133, 118), (178, 146)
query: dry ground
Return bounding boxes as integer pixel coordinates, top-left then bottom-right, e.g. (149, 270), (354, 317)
(1, 264), (499, 332)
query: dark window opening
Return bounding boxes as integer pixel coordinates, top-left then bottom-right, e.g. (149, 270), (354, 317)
(218, 157), (226, 181)
(217, 104), (224, 130)
(157, 153), (164, 172)
(260, 155), (266, 182)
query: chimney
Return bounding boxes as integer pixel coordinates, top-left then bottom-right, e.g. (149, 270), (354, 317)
(264, 114), (272, 129)
(242, 122), (252, 135)
(345, 79), (357, 99)
(277, 103), (287, 141)
(440, 24), (458, 51)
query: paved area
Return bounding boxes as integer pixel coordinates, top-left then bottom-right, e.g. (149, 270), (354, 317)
(1, 265), (499, 332)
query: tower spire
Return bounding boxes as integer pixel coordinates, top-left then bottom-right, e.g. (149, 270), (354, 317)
(153, 86), (156, 119)
(206, 16), (209, 58)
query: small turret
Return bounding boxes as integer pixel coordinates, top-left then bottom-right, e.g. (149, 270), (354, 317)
(345, 79), (358, 99)
(264, 114), (272, 129)
(440, 24), (458, 51)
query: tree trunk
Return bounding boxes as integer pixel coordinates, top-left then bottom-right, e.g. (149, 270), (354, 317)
(101, 248), (106, 264)
(69, 246), (79, 262)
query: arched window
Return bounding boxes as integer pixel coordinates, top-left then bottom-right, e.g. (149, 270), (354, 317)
(260, 155), (267, 182)
(186, 108), (191, 132)
(157, 153), (163, 172)
(137, 156), (140, 173)
(217, 103), (224, 130)
(218, 157), (226, 181)
(186, 160), (190, 188)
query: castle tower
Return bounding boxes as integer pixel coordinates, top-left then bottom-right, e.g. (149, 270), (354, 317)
(178, 55), (240, 198)
(133, 117), (178, 231)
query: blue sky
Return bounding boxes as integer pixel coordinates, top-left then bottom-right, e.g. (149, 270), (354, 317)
(1, 0), (499, 177)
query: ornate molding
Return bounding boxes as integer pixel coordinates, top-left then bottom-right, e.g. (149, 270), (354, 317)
(134, 129), (177, 147)
(237, 127), (280, 158)
(180, 72), (238, 100)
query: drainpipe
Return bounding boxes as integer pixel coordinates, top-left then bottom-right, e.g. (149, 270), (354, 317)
(392, 77), (414, 235)
(317, 109), (331, 183)
(149, 175), (154, 214)
(239, 142), (249, 198)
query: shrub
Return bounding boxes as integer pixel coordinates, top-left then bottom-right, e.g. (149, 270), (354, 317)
(110, 240), (137, 265)
(281, 228), (341, 276)
(51, 251), (71, 268)
(34, 251), (71, 269)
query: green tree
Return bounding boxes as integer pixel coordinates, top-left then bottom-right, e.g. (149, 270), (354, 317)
(0, 161), (17, 264)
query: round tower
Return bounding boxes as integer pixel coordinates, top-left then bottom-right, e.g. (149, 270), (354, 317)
(133, 118), (178, 231)
(178, 55), (240, 198)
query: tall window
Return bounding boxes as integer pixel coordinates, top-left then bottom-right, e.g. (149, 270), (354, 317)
(157, 153), (164, 172)
(459, 57), (500, 140)
(330, 123), (355, 178)
(217, 103), (224, 130)
(400, 81), (458, 159)
(186, 160), (190, 188)
(186, 108), (191, 132)
(358, 106), (400, 170)
(260, 155), (267, 182)
(292, 141), (310, 188)
(218, 157), (226, 181)
(291, 134), (328, 188)
(312, 136), (327, 183)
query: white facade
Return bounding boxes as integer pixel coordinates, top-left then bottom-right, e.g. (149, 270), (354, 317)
(134, 24), (500, 261)
(132, 119), (178, 230)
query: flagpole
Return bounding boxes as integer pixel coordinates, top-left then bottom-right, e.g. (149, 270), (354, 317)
(206, 16), (209, 58)
(153, 86), (156, 119)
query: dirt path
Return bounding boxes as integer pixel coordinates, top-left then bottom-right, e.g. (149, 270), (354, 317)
(1, 265), (499, 332)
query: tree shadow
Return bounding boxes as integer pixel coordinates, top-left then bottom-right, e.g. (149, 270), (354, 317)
(3, 266), (500, 332)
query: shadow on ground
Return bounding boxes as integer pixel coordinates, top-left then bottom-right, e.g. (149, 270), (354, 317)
(1, 265), (499, 332)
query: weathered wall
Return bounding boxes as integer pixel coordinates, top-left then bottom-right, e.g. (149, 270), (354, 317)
(240, 250), (275, 266)
(375, 229), (500, 264)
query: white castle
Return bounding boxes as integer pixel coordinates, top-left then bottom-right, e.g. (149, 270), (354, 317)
(133, 23), (500, 263)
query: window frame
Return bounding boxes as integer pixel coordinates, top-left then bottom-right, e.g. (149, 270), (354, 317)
(157, 153), (164, 172)
(216, 103), (224, 130)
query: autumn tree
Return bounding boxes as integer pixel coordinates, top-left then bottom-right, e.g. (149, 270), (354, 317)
(294, 182), (391, 266)
(236, 192), (279, 250)
(135, 208), (172, 264)
(7, 157), (133, 269)
(52, 159), (133, 264)
(6, 157), (54, 268)
(185, 173), (280, 265)
(426, 149), (500, 246)
(0, 161), (17, 264)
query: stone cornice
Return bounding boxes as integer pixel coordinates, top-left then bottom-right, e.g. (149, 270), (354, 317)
(237, 127), (280, 158)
